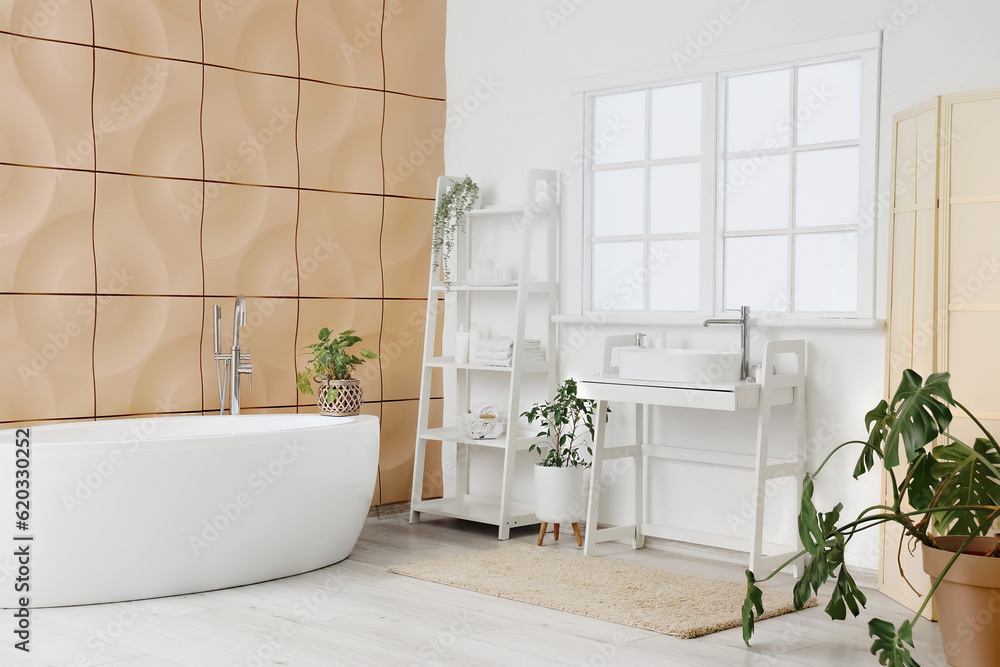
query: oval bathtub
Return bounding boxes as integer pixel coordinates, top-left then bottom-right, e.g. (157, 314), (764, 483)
(0, 414), (379, 607)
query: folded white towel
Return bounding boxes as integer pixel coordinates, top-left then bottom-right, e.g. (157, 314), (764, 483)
(474, 337), (542, 352)
(473, 349), (545, 360)
(475, 350), (512, 361)
(474, 350), (544, 367)
(478, 359), (512, 367)
(475, 337), (514, 352)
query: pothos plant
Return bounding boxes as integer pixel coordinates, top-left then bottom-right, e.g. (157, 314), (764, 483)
(432, 175), (480, 289)
(522, 378), (608, 468)
(296, 328), (377, 396)
(741, 370), (1000, 666)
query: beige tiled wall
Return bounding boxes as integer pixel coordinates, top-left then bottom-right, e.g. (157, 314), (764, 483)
(0, 0), (447, 505)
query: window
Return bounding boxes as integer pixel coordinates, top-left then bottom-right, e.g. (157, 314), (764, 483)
(588, 80), (707, 313)
(583, 36), (879, 319)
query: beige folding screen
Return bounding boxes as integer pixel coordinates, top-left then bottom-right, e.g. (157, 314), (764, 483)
(882, 87), (1000, 614)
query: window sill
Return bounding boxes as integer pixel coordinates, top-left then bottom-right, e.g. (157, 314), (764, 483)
(552, 313), (885, 330)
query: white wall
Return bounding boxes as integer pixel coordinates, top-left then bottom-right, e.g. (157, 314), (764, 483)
(443, 0), (1000, 568)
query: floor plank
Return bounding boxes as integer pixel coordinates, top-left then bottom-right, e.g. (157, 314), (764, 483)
(6, 509), (944, 666)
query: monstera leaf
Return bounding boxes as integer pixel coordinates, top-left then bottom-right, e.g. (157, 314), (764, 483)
(855, 399), (892, 479)
(826, 564), (868, 621)
(798, 476), (843, 556)
(883, 371), (953, 468)
(740, 570), (765, 646)
(793, 477), (854, 610)
(930, 439), (1000, 536)
(868, 619), (919, 667)
(905, 452), (937, 512)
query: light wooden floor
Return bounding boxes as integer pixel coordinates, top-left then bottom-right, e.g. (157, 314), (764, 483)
(2, 506), (945, 666)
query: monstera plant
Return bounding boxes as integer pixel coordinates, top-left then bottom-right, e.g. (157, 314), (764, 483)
(741, 370), (1000, 667)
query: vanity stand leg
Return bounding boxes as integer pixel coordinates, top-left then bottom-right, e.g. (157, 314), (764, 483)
(537, 523), (547, 546)
(749, 389), (771, 574)
(554, 524), (560, 541)
(748, 340), (807, 577)
(633, 403), (645, 550)
(583, 399), (610, 556)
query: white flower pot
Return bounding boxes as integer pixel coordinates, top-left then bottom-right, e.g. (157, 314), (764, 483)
(533, 464), (587, 524)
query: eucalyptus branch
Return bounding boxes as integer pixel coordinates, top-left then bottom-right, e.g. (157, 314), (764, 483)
(432, 176), (479, 289)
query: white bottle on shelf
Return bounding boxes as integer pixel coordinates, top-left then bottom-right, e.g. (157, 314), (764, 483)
(468, 324), (482, 365)
(455, 324), (470, 364)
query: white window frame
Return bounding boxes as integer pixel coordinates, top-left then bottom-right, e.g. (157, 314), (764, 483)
(584, 75), (717, 316)
(576, 31), (881, 321)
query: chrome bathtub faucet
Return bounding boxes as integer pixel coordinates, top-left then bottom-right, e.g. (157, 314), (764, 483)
(702, 305), (750, 381)
(214, 295), (253, 415)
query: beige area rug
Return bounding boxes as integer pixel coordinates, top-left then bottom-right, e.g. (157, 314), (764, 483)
(389, 543), (815, 639)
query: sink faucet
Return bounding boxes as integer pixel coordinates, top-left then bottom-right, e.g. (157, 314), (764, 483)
(214, 295), (253, 414)
(702, 305), (750, 381)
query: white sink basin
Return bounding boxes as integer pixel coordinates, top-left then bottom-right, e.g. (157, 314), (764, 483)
(617, 347), (742, 383)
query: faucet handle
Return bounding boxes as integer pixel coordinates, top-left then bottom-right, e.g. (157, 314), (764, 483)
(238, 362), (253, 390)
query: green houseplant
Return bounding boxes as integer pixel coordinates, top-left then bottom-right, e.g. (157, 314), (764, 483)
(523, 378), (607, 546)
(523, 378), (600, 468)
(296, 328), (377, 416)
(432, 175), (480, 289)
(741, 370), (1000, 667)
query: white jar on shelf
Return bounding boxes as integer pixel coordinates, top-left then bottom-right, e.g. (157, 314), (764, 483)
(455, 324), (470, 364)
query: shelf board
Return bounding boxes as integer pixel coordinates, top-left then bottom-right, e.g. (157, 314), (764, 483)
(466, 205), (525, 217)
(419, 427), (508, 447)
(425, 357), (554, 373)
(413, 497), (539, 528)
(418, 427), (537, 450)
(641, 444), (798, 470)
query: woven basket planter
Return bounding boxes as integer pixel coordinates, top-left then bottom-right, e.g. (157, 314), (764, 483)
(316, 377), (363, 416)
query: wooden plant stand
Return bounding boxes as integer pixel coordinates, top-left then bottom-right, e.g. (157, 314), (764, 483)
(537, 522), (583, 547)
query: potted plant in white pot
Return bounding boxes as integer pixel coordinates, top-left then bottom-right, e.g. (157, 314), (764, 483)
(522, 378), (607, 547)
(432, 175), (480, 289)
(740, 370), (1000, 667)
(296, 328), (378, 416)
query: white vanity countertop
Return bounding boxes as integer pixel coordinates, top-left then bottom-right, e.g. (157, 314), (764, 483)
(577, 373), (789, 411)
(579, 373), (759, 392)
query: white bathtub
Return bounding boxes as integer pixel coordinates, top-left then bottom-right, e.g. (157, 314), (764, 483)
(0, 414), (379, 607)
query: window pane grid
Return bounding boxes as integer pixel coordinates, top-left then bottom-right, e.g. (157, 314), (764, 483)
(719, 57), (864, 316)
(588, 78), (704, 313)
(586, 51), (871, 318)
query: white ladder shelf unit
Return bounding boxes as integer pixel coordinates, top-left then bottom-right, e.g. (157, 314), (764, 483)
(409, 169), (559, 540)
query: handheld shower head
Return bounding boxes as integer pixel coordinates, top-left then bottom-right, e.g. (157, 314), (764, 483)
(233, 294), (247, 347)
